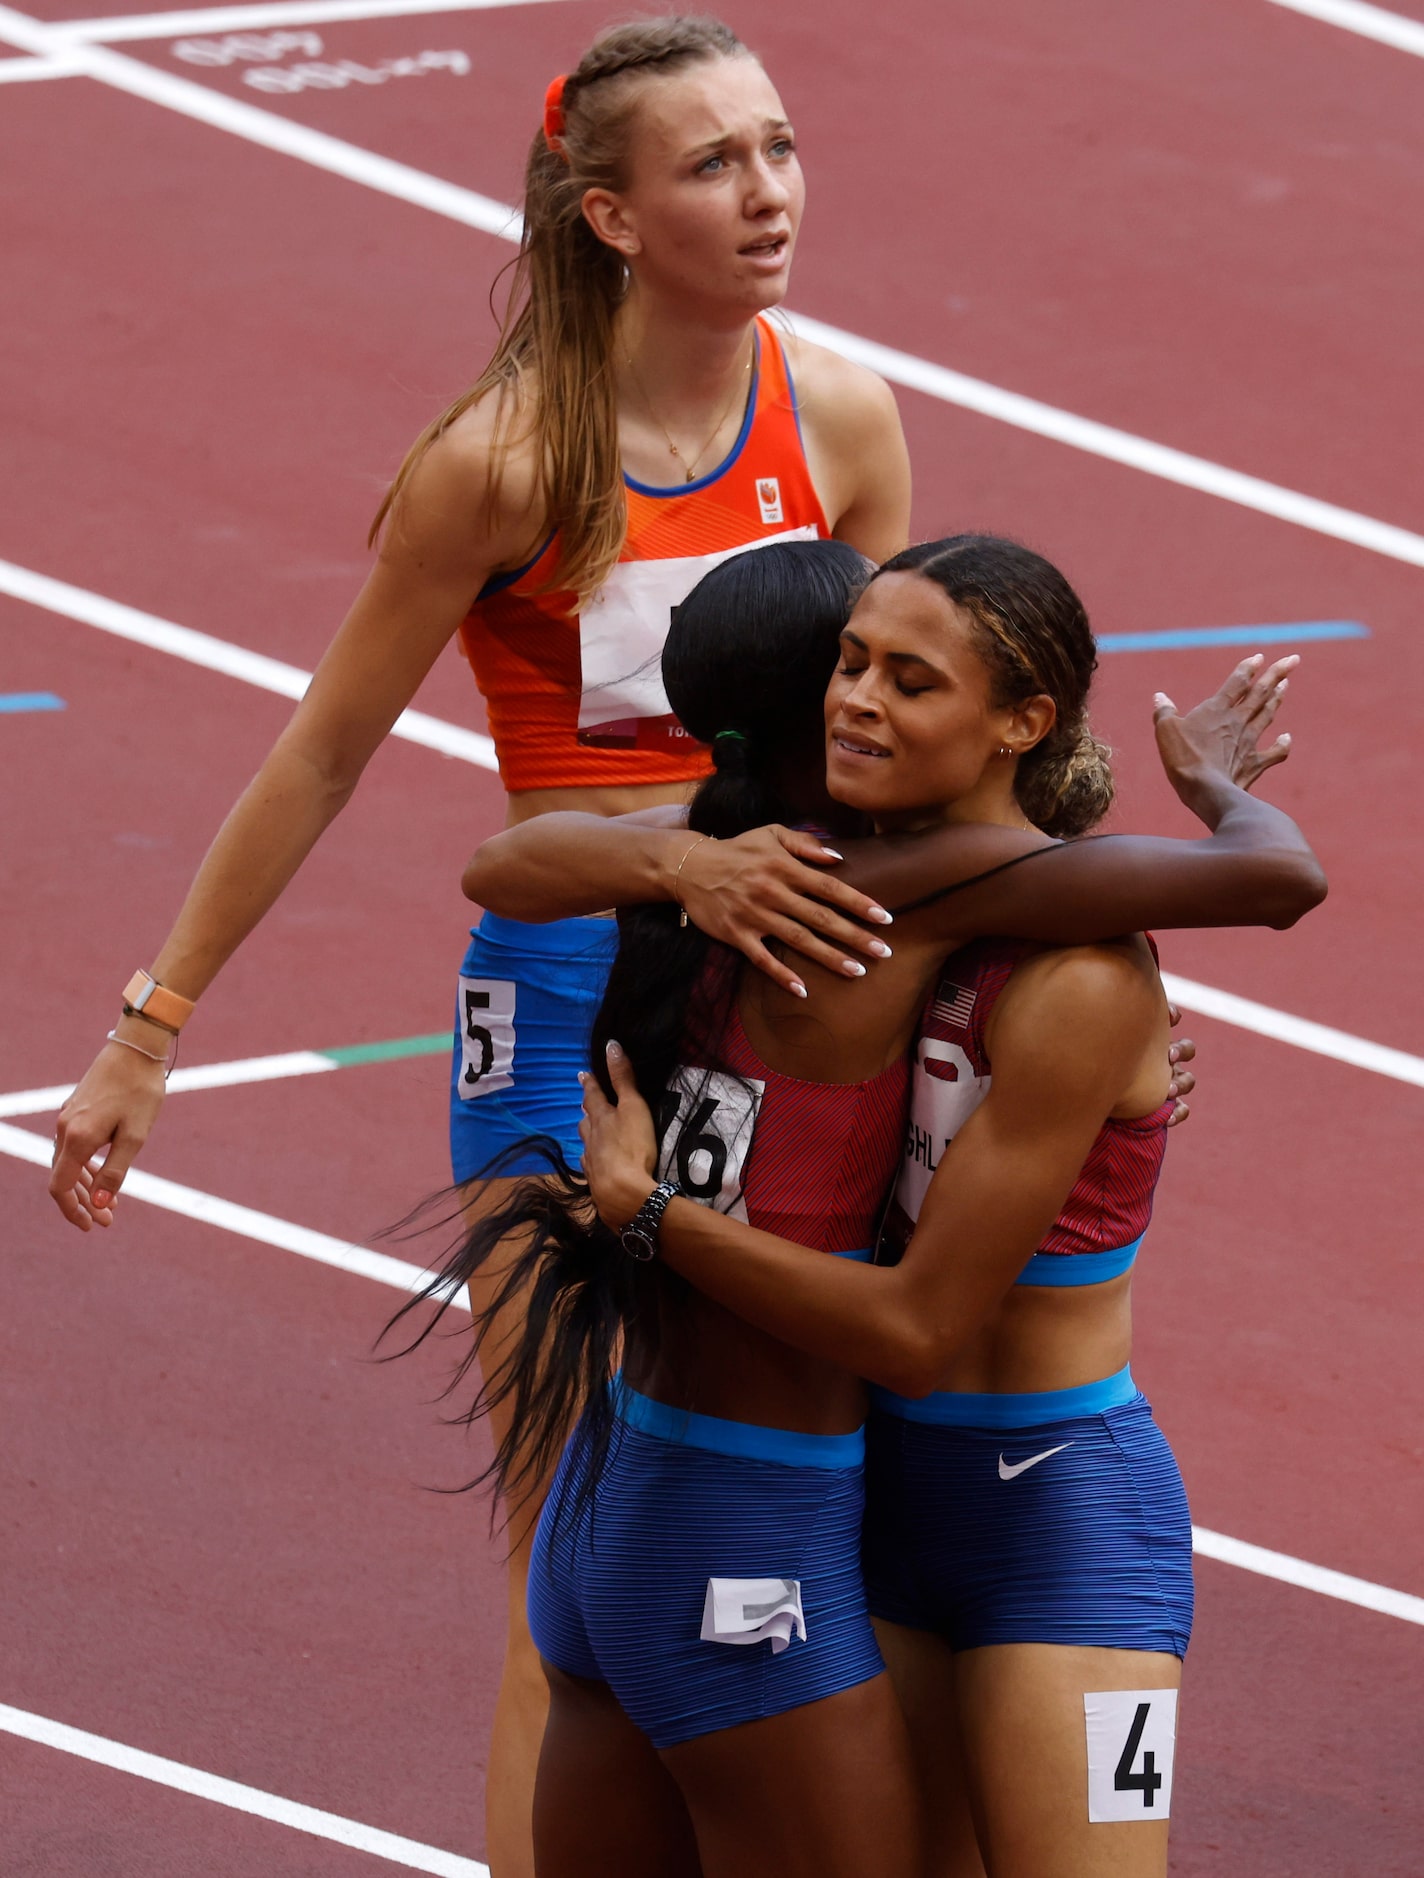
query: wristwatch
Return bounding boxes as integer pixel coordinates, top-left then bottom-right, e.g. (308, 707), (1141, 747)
(620, 1180), (681, 1262)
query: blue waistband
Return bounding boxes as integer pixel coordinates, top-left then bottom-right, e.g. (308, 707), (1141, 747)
(613, 1380), (865, 1469)
(473, 909), (620, 960)
(1015, 1233), (1144, 1288)
(871, 1364), (1139, 1429)
(833, 1247), (874, 1263)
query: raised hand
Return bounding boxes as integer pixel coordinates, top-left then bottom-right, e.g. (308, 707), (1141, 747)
(1152, 652), (1296, 808)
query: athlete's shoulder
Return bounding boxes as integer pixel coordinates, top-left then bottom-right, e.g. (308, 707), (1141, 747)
(383, 378), (546, 574)
(999, 938), (1161, 1047)
(781, 330), (902, 446)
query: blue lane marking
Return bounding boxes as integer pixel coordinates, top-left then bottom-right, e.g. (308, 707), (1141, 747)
(1098, 622), (1369, 653)
(0, 692), (66, 713)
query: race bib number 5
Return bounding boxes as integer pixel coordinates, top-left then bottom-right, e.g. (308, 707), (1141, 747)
(1085, 1688), (1178, 1822)
(456, 976), (516, 1100)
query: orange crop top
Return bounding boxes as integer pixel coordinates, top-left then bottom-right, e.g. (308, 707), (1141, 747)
(459, 318), (830, 793)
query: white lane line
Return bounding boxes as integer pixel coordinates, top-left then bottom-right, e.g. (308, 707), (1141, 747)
(5, 542), (1423, 1090)
(0, 49), (78, 75)
(4, 1113), (1421, 1629)
(0, 556), (498, 770)
(1192, 1527), (1424, 1627)
(0, 1118), (447, 1299)
(0, 1050), (337, 1119)
(0, 6), (520, 240)
(4, 5), (1424, 571)
(53, 0), (560, 44)
(1266, 0), (1424, 58)
(1162, 972), (1424, 1090)
(788, 314), (1424, 570)
(0, 1702), (488, 1877)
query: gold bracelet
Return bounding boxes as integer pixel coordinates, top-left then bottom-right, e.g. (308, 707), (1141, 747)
(107, 1028), (170, 1069)
(672, 835), (714, 929)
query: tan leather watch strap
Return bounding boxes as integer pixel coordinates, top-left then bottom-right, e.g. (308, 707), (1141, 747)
(123, 969), (195, 1033)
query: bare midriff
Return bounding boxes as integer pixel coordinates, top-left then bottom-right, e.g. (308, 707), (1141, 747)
(932, 1272), (1134, 1397)
(504, 779), (695, 827)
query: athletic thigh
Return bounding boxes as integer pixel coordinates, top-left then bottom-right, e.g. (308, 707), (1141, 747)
(534, 1663), (703, 1878)
(954, 1644), (1181, 1878)
(873, 1618), (985, 1878)
(662, 1672), (922, 1878)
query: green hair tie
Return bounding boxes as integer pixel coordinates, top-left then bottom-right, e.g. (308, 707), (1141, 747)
(713, 729), (748, 745)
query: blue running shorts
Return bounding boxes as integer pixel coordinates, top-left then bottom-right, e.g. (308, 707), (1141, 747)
(449, 910), (619, 1182)
(863, 1368), (1194, 1657)
(528, 1385), (885, 1748)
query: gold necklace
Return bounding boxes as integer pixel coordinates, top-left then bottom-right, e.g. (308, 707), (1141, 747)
(625, 339), (753, 483)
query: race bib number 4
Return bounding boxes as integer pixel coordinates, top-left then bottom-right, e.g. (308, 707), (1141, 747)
(576, 528), (818, 748)
(1085, 1688), (1178, 1822)
(654, 1068), (765, 1219)
(456, 976), (516, 1100)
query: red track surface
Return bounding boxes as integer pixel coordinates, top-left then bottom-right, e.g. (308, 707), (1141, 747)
(3, 1), (1421, 1870)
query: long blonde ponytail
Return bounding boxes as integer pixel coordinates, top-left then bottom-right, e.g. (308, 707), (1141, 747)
(370, 17), (747, 606)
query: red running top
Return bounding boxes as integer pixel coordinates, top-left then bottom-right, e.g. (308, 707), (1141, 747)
(654, 996), (909, 1256)
(884, 937), (1173, 1264)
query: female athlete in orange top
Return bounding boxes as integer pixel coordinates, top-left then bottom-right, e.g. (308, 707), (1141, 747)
(50, 20), (912, 1873)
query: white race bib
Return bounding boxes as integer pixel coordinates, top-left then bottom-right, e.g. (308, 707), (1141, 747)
(654, 1067), (765, 1220)
(701, 1577), (806, 1654)
(1085, 1689), (1178, 1822)
(576, 527), (818, 748)
(456, 976), (516, 1100)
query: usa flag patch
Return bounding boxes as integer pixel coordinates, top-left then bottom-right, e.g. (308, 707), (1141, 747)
(930, 981), (976, 1031)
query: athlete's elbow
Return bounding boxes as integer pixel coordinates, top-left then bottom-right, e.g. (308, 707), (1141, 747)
(869, 1324), (945, 1399)
(1263, 851), (1329, 928)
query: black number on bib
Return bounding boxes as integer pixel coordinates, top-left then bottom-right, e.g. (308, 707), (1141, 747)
(673, 1096), (729, 1200)
(1113, 1702), (1163, 1809)
(462, 987), (494, 1085)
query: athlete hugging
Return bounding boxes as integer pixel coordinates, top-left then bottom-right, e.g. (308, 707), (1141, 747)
(414, 536), (1325, 1878)
(47, 17), (1325, 1877)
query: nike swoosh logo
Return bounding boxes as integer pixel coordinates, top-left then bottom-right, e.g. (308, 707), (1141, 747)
(997, 1442), (1073, 1481)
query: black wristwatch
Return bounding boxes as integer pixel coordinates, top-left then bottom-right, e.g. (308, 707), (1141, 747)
(620, 1180), (681, 1262)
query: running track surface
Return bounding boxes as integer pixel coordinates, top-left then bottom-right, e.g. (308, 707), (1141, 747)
(3, 0), (1422, 1870)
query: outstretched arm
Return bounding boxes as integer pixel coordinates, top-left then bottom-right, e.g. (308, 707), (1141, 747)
(837, 654), (1326, 938)
(583, 948), (1162, 1396)
(467, 656), (1325, 998)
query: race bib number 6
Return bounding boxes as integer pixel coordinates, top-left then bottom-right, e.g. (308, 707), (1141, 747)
(654, 1068), (765, 1219)
(1085, 1688), (1178, 1822)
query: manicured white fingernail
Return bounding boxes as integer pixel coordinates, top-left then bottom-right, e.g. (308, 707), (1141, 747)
(869, 940), (892, 958)
(869, 906), (893, 924)
(818, 847), (844, 861)
(789, 981), (808, 999)
(606, 1040), (624, 1060)
(843, 960), (867, 977)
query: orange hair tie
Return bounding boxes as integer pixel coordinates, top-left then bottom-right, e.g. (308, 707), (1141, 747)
(543, 73), (568, 155)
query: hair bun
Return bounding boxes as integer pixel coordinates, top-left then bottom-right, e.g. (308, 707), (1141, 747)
(711, 728), (751, 774)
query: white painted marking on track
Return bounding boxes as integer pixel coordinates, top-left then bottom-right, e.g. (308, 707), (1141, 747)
(4, 1117), (1421, 1623)
(0, 49), (79, 75)
(0, 1701), (489, 1876)
(0, 1050), (337, 1118)
(3, 2), (1424, 569)
(51, 0), (560, 46)
(1161, 972), (1424, 1089)
(1265, 0), (1424, 60)
(0, 1118), (450, 1300)
(1192, 1527), (1424, 1626)
(3, 546), (1420, 1088)
(0, 555), (498, 770)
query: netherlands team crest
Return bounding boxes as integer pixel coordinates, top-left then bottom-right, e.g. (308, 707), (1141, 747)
(756, 476), (784, 524)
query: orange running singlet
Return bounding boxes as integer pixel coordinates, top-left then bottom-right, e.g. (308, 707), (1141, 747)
(460, 318), (830, 793)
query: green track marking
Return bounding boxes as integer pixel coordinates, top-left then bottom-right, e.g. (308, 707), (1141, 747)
(320, 1033), (449, 1068)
